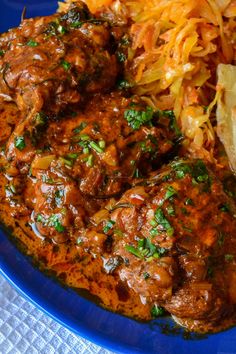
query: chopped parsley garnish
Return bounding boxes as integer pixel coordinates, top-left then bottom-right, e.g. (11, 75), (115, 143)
(154, 208), (174, 237)
(66, 153), (78, 160)
(164, 185), (177, 201)
(124, 106), (154, 130)
(55, 190), (64, 207)
(73, 122), (87, 134)
(45, 21), (69, 37)
(77, 134), (105, 156)
(191, 160), (209, 184)
(120, 35), (130, 46)
(103, 220), (115, 234)
(116, 51), (126, 63)
(57, 25), (67, 34)
(133, 168), (142, 179)
(49, 214), (65, 233)
(77, 237), (83, 245)
(166, 111), (181, 136)
(14, 136), (26, 151)
(171, 160), (210, 190)
(59, 157), (74, 167)
(90, 141), (104, 154)
(0, 49), (5, 56)
(61, 60), (71, 71)
(117, 79), (132, 90)
(36, 213), (65, 232)
(185, 198), (194, 206)
(166, 205), (175, 216)
(86, 154), (94, 167)
(172, 161), (192, 179)
(27, 39), (38, 47)
(36, 214), (43, 222)
(151, 305), (165, 318)
(143, 272), (150, 280)
(125, 238), (166, 261)
(70, 21), (83, 28)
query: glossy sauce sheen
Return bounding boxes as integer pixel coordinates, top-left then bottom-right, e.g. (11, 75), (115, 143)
(0, 1), (236, 333)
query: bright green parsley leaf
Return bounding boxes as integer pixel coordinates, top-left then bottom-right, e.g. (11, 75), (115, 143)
(27, 39), (38, 47)
(151, 305), (165, 318)
(133, 168), (143, 178)
(166, 205), (175, 216)
(57, 25), (67, 34)
(154, 208), (174, 237)
(0, 49), (5, 56)
(124, 106), (154, 130)
(55, 190), (64, 207)
(164, 185), (177, 201)
(61, 60), (71, 71)
(71, 21), (83, 28)
(143, 272), (150, 280)
(49, 214), (65, 233)
(125, 238), (166, 261)
(103, 220), (115, 234)
(117, 79), (132, 90)
(185, 198), (194, 206)
(14, 136), (26, 151)
(36, 214), (43, 222)
(171, 161), (192, 179)
(116, 51), (126, 62)
(192, 160), (209, 183)
(66, 153), (78, 160)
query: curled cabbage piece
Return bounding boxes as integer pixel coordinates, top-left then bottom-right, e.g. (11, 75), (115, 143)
(217, 64), (236, 173)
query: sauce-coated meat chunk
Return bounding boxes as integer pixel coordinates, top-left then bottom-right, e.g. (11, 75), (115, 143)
(78, 159), (236, 331)
(25, 93), (178, 239)
(0, 2), (118, 166)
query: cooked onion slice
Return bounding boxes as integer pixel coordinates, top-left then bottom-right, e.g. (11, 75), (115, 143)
(217, 64), (236, 173)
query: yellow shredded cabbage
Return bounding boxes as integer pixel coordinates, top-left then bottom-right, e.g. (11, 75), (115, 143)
(58, 0), (236, 160)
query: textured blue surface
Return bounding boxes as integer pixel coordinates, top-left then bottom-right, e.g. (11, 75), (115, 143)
(0, 1), (236, 353)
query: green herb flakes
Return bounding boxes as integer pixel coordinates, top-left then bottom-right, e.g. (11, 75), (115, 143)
(151, 305), (165, 318)
(27, 39), (39, 47)
(124, 106), (154, 130)
(103, 220), (115, 234)
(61, 60), (71, 71)
(14, 136), (26, 151)
(125, 238), (166, 261)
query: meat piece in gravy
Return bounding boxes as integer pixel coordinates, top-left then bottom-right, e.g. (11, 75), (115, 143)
(78, 159), (236, 331)
(23, 93), (178, 239)
(0, 1), (118, 166)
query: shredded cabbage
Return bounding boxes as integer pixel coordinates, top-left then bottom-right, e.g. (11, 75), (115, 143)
(59, 0), (236, 161)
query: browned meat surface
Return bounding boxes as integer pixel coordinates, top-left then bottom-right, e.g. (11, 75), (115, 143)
(77, 159), (236, 331)
(0, 1), (118, 167)
(6, 92), (177, 241)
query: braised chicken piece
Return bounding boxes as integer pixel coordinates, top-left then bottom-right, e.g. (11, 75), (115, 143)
(78, 159), (236, 331)
(0, 1), (118, 167)
(18, 92), (178, 240)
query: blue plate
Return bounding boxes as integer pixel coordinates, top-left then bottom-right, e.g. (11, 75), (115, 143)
(1, 2), (236, 353)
